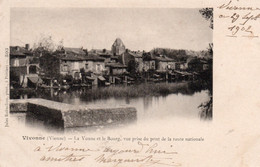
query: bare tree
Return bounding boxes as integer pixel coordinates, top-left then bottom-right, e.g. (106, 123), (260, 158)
(32, 35), (64, 56)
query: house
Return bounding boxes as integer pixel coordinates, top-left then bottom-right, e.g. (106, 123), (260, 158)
(186, 57), (204, 72)
(154, 55), (176, 72)
(10, 44), (41, 88)
(89, 49), (113, 63)
(111, 38), (126, 56)
(142, 53), (156, 72)
(178, 61), (187, 71)
(105, 62), (127, 75)
(105, 62), (127, 84)
(118, 49), (144, 72)
(84, 54), (106, 75)
(40, 47), (105, 79)
(200, 59), (210, 71)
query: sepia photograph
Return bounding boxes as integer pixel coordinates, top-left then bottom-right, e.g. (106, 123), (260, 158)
(9, 8), (213, 133)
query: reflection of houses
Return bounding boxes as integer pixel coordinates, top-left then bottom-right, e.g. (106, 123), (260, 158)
(119, 49), (143, 72)
(154, 55), (176, 72)
(10, 44), (41, 88)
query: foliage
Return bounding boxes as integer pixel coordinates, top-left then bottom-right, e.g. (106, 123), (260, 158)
(199, 96), (212, 120)
(81, 82), (190, 101)
(10, 70), (20, 88)
(127, 60), (139, 75)
(151, 48), (211, 61)
(199, 8), (213, 29)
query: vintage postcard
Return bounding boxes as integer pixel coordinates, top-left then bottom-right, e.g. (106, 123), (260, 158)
(0, 0), (260, 166)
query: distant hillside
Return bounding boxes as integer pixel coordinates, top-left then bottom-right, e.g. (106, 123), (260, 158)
(150, 48), (212, 61)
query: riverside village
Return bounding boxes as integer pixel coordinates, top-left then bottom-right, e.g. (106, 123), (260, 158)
(10, 38), (212, 90)
(9, 8), (213, 132)
(10, 38), (213, 131)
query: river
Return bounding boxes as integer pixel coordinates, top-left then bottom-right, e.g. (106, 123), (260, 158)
(10, 82), (212, 133)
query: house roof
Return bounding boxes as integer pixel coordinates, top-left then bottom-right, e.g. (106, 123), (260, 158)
(106, 62), (127, 68)
(90, 49), (112, 56)
(85, 54), (105, 61)
(128, 51), (143, 58)
(111, 55), (118, 59)
(154, 55), (174, 62)
(59, 53), (87, 61)
(187, 57), (201, 64)
(58, 53), (105, 62)
(62, 47), (86, 55)
(10, 46), (32, 56)
(143, 54), (156, 61)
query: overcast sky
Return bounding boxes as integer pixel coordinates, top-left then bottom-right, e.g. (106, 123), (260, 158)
(11, 8), (212, 51)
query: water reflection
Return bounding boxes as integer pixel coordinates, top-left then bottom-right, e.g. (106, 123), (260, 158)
(10, 82), (211, 132)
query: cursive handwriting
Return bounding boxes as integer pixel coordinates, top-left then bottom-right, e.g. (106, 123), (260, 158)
(40, 153), (89, 162)
(34, 143), (99, 152)
(218, 0), (260, 38)
(95, 154), (181, 167)
(33, 142), (180, 166)
(218, 0), (260, 11)
(102, 141), (177, 156)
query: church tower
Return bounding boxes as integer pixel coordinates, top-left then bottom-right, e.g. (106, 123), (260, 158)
(111, 38), (126, 56)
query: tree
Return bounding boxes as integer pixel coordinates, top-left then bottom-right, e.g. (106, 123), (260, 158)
(199, 8), (213, 119)
(32, 35), (64, 57)
(199, 8), (213, 29)
(127, 60), (139, 75)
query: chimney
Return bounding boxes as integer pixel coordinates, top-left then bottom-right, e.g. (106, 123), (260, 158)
(25, 44), (30, 50)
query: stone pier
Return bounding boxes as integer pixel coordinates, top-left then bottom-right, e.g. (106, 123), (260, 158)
(10, 98), (137, 128)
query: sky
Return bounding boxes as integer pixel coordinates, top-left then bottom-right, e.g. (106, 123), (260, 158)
(11, 8), (212, 51)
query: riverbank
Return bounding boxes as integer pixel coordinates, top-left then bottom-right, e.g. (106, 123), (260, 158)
(81, 81), (207, 101)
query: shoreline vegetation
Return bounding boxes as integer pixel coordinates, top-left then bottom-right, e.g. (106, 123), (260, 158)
(80, 81), (208, 101)
(10, 81), (212, 119)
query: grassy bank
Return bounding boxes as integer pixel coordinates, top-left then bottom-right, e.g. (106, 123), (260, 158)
(82, 82), (192, 100)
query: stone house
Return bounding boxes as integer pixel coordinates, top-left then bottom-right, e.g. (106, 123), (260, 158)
(154, 55), (176, 72)
(40, 48), (105, 79)
(142, 53), (156, 72)
(186, 57), (204, 72)
(89, 49), (113, 63)
(84, 54), (106, 75)
(119, 50), (143, 72)
(105, 62), (127, 84)
(10, 44), (41, 88)
(105, 62), (127, 75)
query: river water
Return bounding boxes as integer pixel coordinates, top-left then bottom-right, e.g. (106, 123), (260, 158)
(10, 82), (211, 133)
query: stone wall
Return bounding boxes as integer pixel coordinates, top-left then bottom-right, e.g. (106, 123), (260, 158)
(10, 98), (137, 128)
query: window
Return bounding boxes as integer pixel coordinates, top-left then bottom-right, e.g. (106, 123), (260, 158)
(73, 62), (79, 70)
(29, 65), (37, 74)
(96, 64), (101, 72)
(14, 59), (19, 67)
(63, 65), (68, 72)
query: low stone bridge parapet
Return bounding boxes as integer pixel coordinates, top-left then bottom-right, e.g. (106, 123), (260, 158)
(10, 98), (137, 128)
